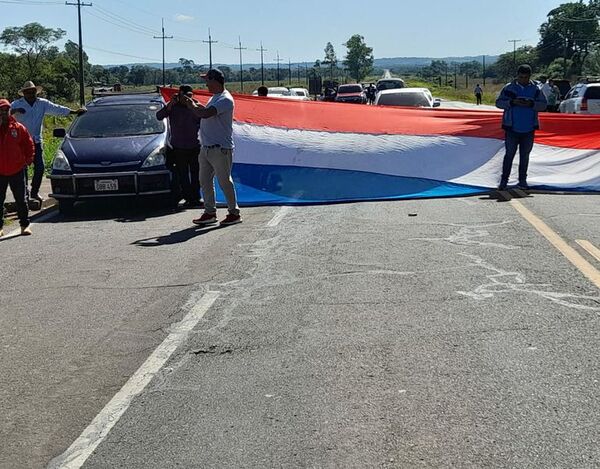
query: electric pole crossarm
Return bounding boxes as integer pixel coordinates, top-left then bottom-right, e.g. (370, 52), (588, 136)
(66, 0), (92, 106)
(203, 28), (218, 69)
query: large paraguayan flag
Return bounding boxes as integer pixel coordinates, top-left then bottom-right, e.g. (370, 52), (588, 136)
(161, 87), (600, 206)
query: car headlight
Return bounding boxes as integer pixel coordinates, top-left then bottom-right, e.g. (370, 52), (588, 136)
(52, 149), (71, 171)
(141, 146), (166, 168)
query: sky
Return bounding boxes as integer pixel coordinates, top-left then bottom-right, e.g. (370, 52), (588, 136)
(2, 0), (567, 66)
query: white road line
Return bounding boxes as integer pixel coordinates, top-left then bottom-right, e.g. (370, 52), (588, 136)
(267, 206), (291, 227)
(48, 291), (221, 469)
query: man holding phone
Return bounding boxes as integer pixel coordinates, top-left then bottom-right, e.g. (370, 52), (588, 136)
(495, 64), (547, 190)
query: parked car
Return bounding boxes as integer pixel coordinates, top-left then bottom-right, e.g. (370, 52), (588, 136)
(376, 78), (406, 92)
(288, 87), (311, 100)
(252, 86), (290, 97)
(49, 93), (170, 213)
(559, 83), (600, 114)
(374, 88), (441, 108)
(335, 84), (367, 104)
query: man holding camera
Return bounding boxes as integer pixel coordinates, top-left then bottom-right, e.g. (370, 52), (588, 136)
(495, 64), (547, 190)
(156, 84), (202, 208)
(180, 69), (241, 226)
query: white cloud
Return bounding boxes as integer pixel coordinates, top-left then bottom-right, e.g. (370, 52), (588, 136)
(174, 14), (194, 23)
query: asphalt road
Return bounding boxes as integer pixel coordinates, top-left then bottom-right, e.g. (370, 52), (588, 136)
(1, 191), (599, 469)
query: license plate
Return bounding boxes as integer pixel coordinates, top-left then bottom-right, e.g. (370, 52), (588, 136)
(94, 179), (119, 191)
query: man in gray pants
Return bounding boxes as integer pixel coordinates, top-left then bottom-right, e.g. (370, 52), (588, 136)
(181, 69), (241, 226)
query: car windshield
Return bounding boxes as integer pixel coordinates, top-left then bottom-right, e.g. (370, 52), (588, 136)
(585, 87), (600, 99)
(377, 80), (405, 91)
(338, 85), (362, 93)
(70, 105), (165, 138)
(378, 92), (430, 107)
(294, 90), (306, 96)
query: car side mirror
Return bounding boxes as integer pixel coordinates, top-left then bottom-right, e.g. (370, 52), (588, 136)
(433, 99), (441, 108)
(53, 128), (66, 138)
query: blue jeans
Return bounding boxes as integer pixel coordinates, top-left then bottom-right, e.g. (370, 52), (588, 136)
(23, 143), (44, 197)
(501, 130), (535, 186)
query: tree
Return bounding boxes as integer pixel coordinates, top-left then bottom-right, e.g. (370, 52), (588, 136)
(538, 1), (600, 76)
(0, 22), (65, 78)
(323, 42), (337, 80)
(343, 34), (374, 82)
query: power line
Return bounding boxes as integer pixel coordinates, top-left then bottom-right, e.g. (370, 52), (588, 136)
(66, 0), (92, 106)
(153, 18), (172, 86)
(94, 4), (159, 34)
(84, 9), (156, 37)
(85, 45), (160, 62)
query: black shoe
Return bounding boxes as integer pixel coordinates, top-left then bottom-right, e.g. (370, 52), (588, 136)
(182, 200), (204, 209)
(516, 182), (530, 191)
(497, 183), (507, 191)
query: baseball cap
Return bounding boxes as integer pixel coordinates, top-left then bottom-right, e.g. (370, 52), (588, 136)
(200, 69), (225, 84)
(0, 99), (10, 109)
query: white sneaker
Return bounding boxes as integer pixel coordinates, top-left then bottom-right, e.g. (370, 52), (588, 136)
(21, 224), (32, 236)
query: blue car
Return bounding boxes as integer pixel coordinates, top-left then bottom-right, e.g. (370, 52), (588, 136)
(49, 93), (171, 213)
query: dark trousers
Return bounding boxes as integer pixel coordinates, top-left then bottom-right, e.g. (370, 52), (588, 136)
(166, 147), (201, 204)
(0, 170), (30, 228)
(501, 130), (535, 186)
(476, 93), (482, 105)
(23, 143), (44, 197)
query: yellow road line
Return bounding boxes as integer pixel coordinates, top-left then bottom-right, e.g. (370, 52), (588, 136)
(576, 239), (600, 263)
(510, 200), (600, 290)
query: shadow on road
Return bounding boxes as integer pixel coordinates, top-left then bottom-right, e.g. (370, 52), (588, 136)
(131, 224), (227, 247)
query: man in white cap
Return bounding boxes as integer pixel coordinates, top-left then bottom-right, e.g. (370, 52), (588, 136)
(10, 81), (86, 206)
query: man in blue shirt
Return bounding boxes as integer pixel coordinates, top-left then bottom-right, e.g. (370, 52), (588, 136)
(495, 64), (547, 190)
(10, 81), (86, 205)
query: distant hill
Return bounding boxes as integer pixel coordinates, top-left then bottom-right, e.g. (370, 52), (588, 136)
(374, 56), (499, 68)
(103, 55), (499, 70)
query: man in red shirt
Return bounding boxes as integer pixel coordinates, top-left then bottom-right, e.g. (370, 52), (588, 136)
(0, 99), (35, 237)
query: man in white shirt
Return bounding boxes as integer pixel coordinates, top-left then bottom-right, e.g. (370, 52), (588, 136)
(10, 81), (86, 205)
(539, 77), (553, 101)
(181, 69), (241, 226)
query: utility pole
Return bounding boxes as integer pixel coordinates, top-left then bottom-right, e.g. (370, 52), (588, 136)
(297, 64), (301, 84)
(482, 55), (486, 86)
(153, 18), (173, 87)
(257, 42), (267, 85)
(66, 0), (92, 106)
(454, 64), (458, 89)
(234, 36), (247, 92)
(275, 51), (283, 86)
(508, 39), (522, 68)
(203, 28), (218, 69)
(288, 59), (292, 86)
